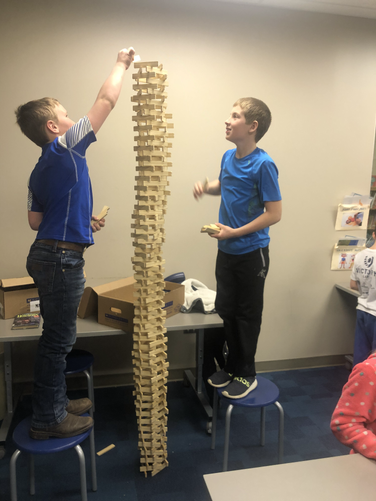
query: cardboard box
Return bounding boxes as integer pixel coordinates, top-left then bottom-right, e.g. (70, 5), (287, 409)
(0, 277), (40, 319)
(78, 277), (184, 332)
(78, 277), (136, 319)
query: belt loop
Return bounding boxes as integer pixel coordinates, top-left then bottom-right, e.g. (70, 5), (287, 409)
(52, 240), (59, 253)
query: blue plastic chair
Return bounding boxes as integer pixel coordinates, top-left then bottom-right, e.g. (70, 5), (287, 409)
(65, 349), (95, 412)
(211, 375), (284, 471)
(10, 414), (96, 501)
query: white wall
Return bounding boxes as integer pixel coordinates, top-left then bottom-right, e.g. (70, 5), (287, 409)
(1, 0), (376, 371)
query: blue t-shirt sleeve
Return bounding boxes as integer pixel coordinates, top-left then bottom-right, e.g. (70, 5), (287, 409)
(260, 161), (281, 203)
(57, 116), (96, 154)
(218, 150), (231, 183)
(28, 186), (43, 212)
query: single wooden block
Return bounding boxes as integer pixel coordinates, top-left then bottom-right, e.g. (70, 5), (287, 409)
(131, 92), (168, 102)
(143, 70), (168, 79)
(97, 444), (115, 456)
(134, 125), (169, 132)
(96, 205), (110, 220)
(132, 83), (163, 91)
(134, 61), (160, 68)
(201, 224), (220, 234)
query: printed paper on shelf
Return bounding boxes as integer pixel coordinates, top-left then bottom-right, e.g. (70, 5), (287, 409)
(331, 237), (366, 271)
(335, 194), (372, 231)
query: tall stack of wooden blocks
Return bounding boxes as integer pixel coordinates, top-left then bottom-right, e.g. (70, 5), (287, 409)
(131, 61), (173, 477)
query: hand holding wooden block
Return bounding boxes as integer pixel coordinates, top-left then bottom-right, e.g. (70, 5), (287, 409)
(96, 206), (110, 220)
(201, 224), (220, 235)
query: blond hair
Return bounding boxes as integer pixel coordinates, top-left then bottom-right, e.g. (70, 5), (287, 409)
(234, 97), (271, 142)
(15, 97), (60, 147)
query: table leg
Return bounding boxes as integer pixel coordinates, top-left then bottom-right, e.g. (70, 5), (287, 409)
(184, 328), (213, 424)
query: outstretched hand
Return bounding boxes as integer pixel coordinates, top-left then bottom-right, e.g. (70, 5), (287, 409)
(193, 181), (205, 200)
(118, 47), (136, 69)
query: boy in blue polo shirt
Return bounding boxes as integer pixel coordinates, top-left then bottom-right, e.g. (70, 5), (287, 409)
(194, 97), (282, 399)
(15, 46), (135, 438)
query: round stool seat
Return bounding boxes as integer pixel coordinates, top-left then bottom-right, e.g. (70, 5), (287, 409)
(13, 415), (92, 455)
(218, 376), (279, 408)
(65, 349), (94, 375)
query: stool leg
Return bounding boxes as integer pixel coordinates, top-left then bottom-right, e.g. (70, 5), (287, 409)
(10, 449), (21, 501)
(89, 426), (97, 491)
(84, 369), (95, 412)
(90, 366), (95, 412)
(87, 394), (97, 491)
(260, 406), (266, 446)
(274, 401), (284, 463)
(74, 444), (88, 501)
(223, 404), (234, 472)
(29, 454), (35, 495)
(211, 390), (218, 450)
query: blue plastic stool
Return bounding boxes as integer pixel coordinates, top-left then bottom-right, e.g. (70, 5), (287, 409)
(211, 375), (284, 471)
(65, 349), (95, 412)
(10, 414), (96, 501)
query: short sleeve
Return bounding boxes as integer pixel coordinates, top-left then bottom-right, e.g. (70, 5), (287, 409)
(260, 161), (281, 203)
(27, 186), (43, 212)
(58, 116), (96, 155)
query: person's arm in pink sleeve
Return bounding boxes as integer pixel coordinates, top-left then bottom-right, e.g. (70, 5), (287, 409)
(331, 360), (376, 460)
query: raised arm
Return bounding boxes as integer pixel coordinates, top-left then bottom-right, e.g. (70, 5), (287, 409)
(87, 47), (135, 135)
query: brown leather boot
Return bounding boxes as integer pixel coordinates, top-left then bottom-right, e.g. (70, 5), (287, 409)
(66, 398), (92, 415)
(29, 413), (93, 440)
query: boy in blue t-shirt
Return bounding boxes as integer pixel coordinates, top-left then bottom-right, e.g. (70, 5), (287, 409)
(194, 97), (282, 399)
(15, 46), (135, 439)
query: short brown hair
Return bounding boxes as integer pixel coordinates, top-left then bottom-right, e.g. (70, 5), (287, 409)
(234, 97), (272, 142)
(15, 97), (60, 147)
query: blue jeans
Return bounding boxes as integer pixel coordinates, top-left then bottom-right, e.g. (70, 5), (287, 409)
(215, 247), (269, 378)
(353, 309), (376, 367)
(26, 241), (86, 429)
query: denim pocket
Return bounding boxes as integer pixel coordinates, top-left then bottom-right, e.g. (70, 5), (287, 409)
(26, 258), (56, 295)
(61, 252), (86, 293)
(62, 252), (85, 270)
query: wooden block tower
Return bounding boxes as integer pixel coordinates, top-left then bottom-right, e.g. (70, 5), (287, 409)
(131, 61), (173, 477)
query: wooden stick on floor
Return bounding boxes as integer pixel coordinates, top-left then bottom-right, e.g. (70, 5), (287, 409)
(97, 444), (115, 456)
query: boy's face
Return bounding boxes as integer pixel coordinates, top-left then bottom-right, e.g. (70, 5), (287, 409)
(54, 104), (75, 135)
(225, 105), (255, 144)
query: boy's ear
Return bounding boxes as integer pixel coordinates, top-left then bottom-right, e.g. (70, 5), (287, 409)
(46, 119), (59, 134)
(249, 120), (258, 134)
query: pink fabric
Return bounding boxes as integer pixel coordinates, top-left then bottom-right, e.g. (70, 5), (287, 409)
(331, 353), (376, 459)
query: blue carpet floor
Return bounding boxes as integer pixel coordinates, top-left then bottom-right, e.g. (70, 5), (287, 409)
(0, 365), (351, 500)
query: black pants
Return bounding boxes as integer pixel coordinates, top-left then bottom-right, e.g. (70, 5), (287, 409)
(215, 246), (269, 378)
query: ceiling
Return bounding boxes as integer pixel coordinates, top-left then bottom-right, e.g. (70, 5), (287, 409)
(210, 0), (376, 20)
